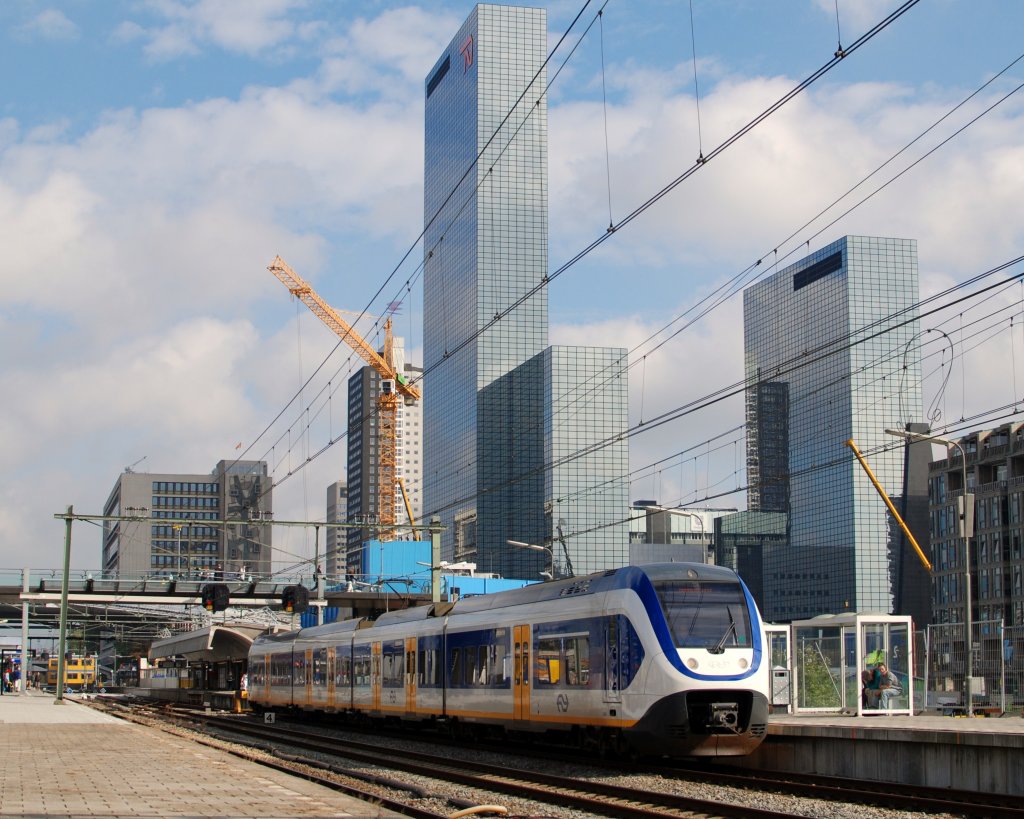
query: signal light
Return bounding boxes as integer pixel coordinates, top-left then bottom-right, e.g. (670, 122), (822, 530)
(201, 583), (230, 612)
(281, 585), (309, 614)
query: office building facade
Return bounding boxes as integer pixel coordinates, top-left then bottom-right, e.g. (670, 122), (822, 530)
(345, 345), (423, 574)
(325, 480), (347, 581)
(423, 5), (629, 577)
(743, 236), (923, 620)
(102, 459), (272, 579)
(927, 423), (1024, 630)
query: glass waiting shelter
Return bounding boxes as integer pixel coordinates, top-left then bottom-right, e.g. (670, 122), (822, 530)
(764, 624), (792, 713)
(791, 613), (913, 716)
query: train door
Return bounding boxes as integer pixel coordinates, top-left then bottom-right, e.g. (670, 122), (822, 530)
(304, 648), (313, 706)
(513, 624), (530, 721)
(405, 637), (417, 714)
(604, 616), (623, 704)
(371, 642), (382, 713)
(327, 647), (336, 710)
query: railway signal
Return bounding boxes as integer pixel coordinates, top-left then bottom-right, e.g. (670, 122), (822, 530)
(281, 585), (309, 614)
(201, 583), (230, 612)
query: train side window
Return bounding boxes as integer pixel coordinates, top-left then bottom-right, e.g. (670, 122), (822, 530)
(477, 646), (488, 685)
(488, 644), (506, 685)
(431, 649), (441, 686)
(417, 650), (426, 686)
(382, 650), (403, 686)
(449, 647), (462, 687)
(465, 645), (478, 686)
(535, 637), (561, 686)
(565, 636), (590, 687)
(314, 649), (327, 686)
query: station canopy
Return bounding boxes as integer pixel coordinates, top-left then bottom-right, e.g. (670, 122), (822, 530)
(148, 623), (287, 662)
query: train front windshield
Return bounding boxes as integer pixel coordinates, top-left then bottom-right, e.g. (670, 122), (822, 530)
(654, 580), (753, 651)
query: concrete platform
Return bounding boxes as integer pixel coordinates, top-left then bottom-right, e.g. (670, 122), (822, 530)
(0, 689), (404, 817)
(736, 711), (1024, 795)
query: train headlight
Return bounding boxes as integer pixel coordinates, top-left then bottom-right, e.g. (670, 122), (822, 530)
(737, 658), (748, 670)
(686, 658), (698, 670)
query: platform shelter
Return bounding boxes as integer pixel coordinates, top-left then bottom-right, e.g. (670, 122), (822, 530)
(790, 612), (913, 716)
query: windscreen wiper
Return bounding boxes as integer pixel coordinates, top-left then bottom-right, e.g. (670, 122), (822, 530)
(709, 616), (736, 655)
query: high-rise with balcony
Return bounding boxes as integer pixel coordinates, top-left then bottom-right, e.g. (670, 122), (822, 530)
(422, 4), (628, 578)
(744, 236), (924, 620)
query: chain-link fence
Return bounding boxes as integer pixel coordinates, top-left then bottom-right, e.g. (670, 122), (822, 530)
(915, 621), (1023, 713)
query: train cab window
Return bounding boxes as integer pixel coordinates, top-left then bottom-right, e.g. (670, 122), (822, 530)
(654, 580), (752, 650)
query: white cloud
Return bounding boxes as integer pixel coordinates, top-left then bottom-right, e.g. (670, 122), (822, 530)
(122, 0), (309, 60)
(811, 0), (901, 36)
(550, 69), (1024, 286)
(18, 9), (79, 41)
(547, 63), (1024, 509)
(3, 3), (1023, 573)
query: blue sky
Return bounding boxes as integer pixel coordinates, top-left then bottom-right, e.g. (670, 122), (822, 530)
(1, 0), (1023, 571)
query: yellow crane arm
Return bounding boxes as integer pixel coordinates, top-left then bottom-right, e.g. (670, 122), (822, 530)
(846, 438), (932, 572)
(396, 476), (418, 541)
(268, 256), (421, 402)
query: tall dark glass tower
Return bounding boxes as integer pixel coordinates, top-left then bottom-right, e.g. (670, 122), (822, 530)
(423, 5), (628, 577)
(744, 236), (923, 620)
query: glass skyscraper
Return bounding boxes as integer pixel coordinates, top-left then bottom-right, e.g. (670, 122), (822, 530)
(744, 236), (923, 620)
(423, 5), (628, 577)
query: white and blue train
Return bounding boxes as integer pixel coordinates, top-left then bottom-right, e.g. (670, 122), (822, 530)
(247, 562), (770, 757)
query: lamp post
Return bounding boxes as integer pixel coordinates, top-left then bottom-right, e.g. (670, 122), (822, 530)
(886, 428), (975, 715)
(676, 510), (709, 562)
(172, 523), (183, 577)
(507, 539), (554, 580)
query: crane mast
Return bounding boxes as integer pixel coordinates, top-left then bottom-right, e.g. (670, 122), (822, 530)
(268, 256), (420, 539)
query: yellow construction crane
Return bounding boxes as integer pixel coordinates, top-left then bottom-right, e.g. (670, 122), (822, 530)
(268, 256), (421, 539)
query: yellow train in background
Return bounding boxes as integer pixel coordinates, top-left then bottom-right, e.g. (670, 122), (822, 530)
(47, 656), (97, 691)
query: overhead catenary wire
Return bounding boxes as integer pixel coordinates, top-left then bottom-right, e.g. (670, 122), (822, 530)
(226, 0), (602, 482)
(412, 255), (1024, 528)
(232, 0), (1024, 561)
(260, 0), (921, 504)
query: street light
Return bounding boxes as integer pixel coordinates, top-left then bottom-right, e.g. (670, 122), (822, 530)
(675, 510), (709, 563)
(886, 427), (975, 715)
(507, 539), (554, 580)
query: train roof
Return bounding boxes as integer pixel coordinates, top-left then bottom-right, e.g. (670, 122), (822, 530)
(251, 563), (740, 647)
(445, 562), (738, 617)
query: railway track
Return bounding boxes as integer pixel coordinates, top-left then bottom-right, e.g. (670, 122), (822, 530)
(99, 699), (796, 818)
(257, 706), (1024, 818)
(99, 698), (1022, 818)
(665, 759), (1024, 818)
(203, 713), (800, 818)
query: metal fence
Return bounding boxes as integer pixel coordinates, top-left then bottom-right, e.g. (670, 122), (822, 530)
(914, 621), (1023, 713)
